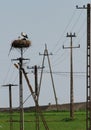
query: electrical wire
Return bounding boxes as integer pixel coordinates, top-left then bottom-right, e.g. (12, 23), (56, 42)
(70, 10), (84, 32)
(23, 94), (32, 105)
(52, 51), (69, 67)
(49, 10), (85, 71)
(51, 9), (76, 53)
(2, 62), (13, 84)
(38, 70), (86, 74)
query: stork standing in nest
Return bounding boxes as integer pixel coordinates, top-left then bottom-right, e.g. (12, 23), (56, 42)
(21, 32), (28, 40)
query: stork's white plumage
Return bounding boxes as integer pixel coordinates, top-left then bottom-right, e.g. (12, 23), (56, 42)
(21, 32), (28, 39)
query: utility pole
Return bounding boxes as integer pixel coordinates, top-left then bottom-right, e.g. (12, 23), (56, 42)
(39, 44), (58, 111)
(34, 65), (40, 130)
(63, 32), (80, 119)
(13, 54), (24, 130)
(27, 65), (40, 130)
(76, 4), (90, 130)
(2, 84), (18, 130)
(12, 57), (29, 130)
(19, 50), (24, 130)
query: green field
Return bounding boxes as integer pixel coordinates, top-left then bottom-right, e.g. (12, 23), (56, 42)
(0, 111), (86, 130)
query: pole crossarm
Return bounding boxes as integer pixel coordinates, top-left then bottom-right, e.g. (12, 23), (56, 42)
(39, 52), (53, 56)
(27, 66), (44, 70)
(76, 5), (87, 9)
(67, 32), (76, 37)
(2, 84), (18, 87)
(63, 45), (80, 49)
(11, 58), (30, 61)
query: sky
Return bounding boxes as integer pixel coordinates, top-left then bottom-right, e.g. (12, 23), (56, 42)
(0, 0), (91, 108)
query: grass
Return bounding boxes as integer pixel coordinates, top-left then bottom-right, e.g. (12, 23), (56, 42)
(0, 111), (86, 130)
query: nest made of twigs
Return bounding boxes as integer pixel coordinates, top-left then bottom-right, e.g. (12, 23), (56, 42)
(11, 39), (31, 48)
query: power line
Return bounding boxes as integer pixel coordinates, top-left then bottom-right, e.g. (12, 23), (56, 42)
(52, 9), (77, 53)
(42, 71), (86, 74)
(51, 11), (86, 70)
(70, 10), (84, 32)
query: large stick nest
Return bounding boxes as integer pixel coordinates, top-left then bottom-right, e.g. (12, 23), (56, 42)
(11, 39), (31, 48)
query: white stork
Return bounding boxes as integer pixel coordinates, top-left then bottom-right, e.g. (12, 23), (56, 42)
(21, 32), (28, 39)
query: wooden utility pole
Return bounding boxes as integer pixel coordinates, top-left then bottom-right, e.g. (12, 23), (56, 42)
(39, 44), (58, 111)
(2, 84), (18, 130)
(63, 32), (80, 119)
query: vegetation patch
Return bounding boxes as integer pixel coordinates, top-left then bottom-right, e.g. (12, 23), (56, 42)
(0, 111), (86, 130)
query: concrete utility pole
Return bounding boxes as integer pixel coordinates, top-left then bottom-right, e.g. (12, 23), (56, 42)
(12, 57), (29, 130)
(19, 53), (24, 130)
(63, 32), (80, 119)
(34, 65), (40, 130)
(76, 4), (91, 130)
(2, 84), (18, 130)
(13, 56), (24, 130)
(39, 44), (58, 111)
(13, 50), (24, 130)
